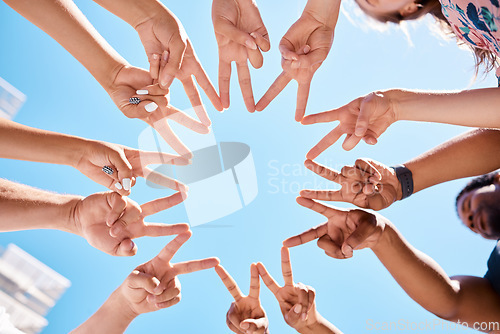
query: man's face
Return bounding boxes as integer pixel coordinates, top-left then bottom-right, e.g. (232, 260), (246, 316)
(457, 179), (500, 240)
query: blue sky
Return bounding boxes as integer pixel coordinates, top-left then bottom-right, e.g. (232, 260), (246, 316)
(0, 0), (498, 333)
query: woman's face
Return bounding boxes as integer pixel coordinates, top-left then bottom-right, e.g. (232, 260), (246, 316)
(356, 0), (417, 17)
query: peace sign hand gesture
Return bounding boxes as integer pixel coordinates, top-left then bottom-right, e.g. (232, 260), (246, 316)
(256, 248), (318, 332)
(121, 231), (219, 315)
(300, 159), (400, 211)
(284, 199), (388, 259)
(72, 191), (189, 256)
(215, 264), (268, 334)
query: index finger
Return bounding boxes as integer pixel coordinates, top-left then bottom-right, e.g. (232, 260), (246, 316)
(304, 159), (341, 183)
(281, 247), (293, 286)
(236, 62), (255, 112)
(215, 265), (244, 302)
(255, 71), (291, 112)
(296, 197), (334, 218)
(248, 263), (260, 299)
(282, 223), (328, 248)
(256, 262), (280, 296)
(173, 257), (220, 275)
(156, 231), (192, 263)
(140, 191), (186, 217)
(295, 80), (311, 122)
(306, 125), (344, 160)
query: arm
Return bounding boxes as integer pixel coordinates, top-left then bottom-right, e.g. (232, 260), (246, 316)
(93, 0), (222, 113)
(301, 128), (500, 210)
(404, 128), (500, 194)
(372, 223), (500, 327)
(285, 201), (500, 331)
(0, 179), (80, 233)
(3, 0), (127, 90)
(391, 88), (500, 129)
(0, 118), (188, 195)
(70, 289), (136, 334)
(72, 232), (220, 333)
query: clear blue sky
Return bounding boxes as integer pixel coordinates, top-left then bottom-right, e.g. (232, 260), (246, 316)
(0, 0), (497, 333)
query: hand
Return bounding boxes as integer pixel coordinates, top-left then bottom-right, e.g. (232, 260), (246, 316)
(106, 66), (209, 158)
(135, 7), (223, 120)
(215, 264), (268, 334)
(117, 231), (220, 316)
(212, 0), (270, 112)
(300, 159), (400, 211)
(303, 92), (397, 158)
(74, 140), (189, 196)
(257, 247), (318, 332)
(284, 198), (387, 259)
(256, 13), (334, 121)
(72, 191), (189, 256)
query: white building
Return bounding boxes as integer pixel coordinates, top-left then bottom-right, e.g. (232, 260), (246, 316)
(0, 244), (70, 334)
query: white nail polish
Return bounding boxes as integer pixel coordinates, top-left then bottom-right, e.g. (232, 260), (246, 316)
(145, 102), (158, 113)
(115, 182), (122, 190)
(122, 178), (131, 191)
(136, 89), (148, 95)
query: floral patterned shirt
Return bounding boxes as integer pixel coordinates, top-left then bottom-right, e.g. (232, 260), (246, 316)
(440, 0), (500, 84)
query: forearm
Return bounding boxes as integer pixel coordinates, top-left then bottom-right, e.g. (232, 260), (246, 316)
(389, 88), (500, 128)
(0, 118), (91, 167)
(371, 224), (461, 319)
(3, 0), (127, 90)
(92, 0), (166, 29)
(70, 289), (136, 334)
(0, 179), (81, 233)
(298, 313), (343, 334)
(303, 0), (340, 29)
(403, 128), (500, 194)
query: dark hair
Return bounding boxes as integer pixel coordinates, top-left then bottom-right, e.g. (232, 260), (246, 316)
(455, 172), (498, 210)
(355, 0), (497, 76)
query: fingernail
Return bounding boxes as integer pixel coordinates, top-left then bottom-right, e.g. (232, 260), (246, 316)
(294, 304), (302, 314)
(303, 45), (311, 54)
(152, 53), (159, 60)
(136, 89), (148, 95)
(240, 323), (249, 330)
(245, 39), (257, 50)
(115, 182), (122, 190)
(122, 178), (131, 191)
(301, 313), (307, 321)
(153, 286), (163, 295)
(250, 32), (257, 38)
(342, 244), (353, 257)
(145, 102), (158, 113)
(162, 51), (169, 62)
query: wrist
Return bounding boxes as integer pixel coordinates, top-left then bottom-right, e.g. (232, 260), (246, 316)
(391, 165), (413, 200)
(132, 1), (172, 30)
(303, 0), (340, 29)
(370, 222), (396, 255)
(106, 288), (138, 324)
(54, 196), (84, 235)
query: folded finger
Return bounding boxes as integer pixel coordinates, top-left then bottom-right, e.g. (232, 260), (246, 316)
(248, 47), (264, 69)
(105, 192), (127, 227)
(317, 235), (345, 259)
(148, 53), (161, 80)
(115, 238), (137, 257)
(127, 270), (160, 294)
(251, 31), (270, 52)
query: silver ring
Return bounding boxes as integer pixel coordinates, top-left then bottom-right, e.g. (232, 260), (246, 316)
(102, 166), (114, 175)
(129, 97), (141, 105)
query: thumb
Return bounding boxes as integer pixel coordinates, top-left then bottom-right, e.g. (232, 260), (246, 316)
(215, 18), (257, 49)
(240, 318), (268, 333)
(342, 219), (379, 257)
(115, 238), (137, 257)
